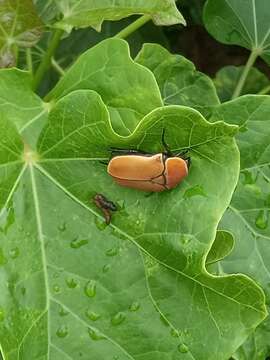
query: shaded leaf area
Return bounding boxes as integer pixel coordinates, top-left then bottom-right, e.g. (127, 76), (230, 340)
(33, 0), (185, 32)
(0, 69), (48, 148)
(210, 95), (270, 360)
(206, 231), (234, 265)
(30, 17), (169, 97)
(46, 38), (163, 136)
(0, 0), (43, 68)
(214, 66), (269, 102)
(135, 43), (220, 118)
(203, 0), (270, 64)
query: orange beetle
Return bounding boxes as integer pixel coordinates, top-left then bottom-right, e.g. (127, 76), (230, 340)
(107, 130), (190, 192)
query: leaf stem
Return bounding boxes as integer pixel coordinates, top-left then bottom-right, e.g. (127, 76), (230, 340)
(114, 14), (151, 39)
(258, 84), (270, 95)
(231, 49), (260, 99)
(52, 57), (66, 76)
(26, 48), (33, 74)
(32, 28), (64, 91)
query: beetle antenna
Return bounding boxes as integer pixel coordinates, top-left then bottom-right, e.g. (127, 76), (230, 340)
(161, 128), (172, 155)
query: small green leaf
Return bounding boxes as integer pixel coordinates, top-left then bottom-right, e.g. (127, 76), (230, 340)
(47, 38), (163, 136)
(206, 230), (234, 265)
(136, 43), (220, 118)
(34, 0), (185, 31)
(0, 69), (48, 148)
(0, 0), (43, 67)
(203, 0), (270, 64)
(214, 66), (269, 102)
(210, 95), (270, 360)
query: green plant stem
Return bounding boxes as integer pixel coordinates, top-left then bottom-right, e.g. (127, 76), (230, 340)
(258, 84), (270, 95)
(231, 50), (260, 99)
(52, 58), (66, 76)
(114, 14), (151, 39)
(32, 28), (64, 91)
(26, 48), (33, 74)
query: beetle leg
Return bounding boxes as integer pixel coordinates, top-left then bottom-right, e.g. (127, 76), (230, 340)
(161, 128), (173, 156)
(99, 160), (109, 165)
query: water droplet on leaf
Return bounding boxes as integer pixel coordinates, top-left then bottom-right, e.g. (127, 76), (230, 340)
(106, 247), (118, 257)
(102, 264), (111, 273)
(0, 309), (4, 322)
(255, 210), (269, 229)
(58, 222), (66, 232)
(70, 238), (88, 249)
(56, 325), (68, 338)
(66, 277), (79, 288)
(84, 280), (96, 298)
(88, 327), (105, 340)
(178, 343), (189, 353)
(86, 309), (100, 321)
(111, 312), (126, 326)
(59, 306), (69, 317)
(129, 302), (140, 312)
(9, 247), (19, 259)
(171, 328), (179, 337)
(53, 285), (61, 294)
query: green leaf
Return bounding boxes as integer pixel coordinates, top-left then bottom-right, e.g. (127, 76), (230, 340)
(135, 43), (220, 118)
(203, 0), (270, 64)
(214, 66), (269, 102)
(0, 69), (48, 148)
(0, 0), (43, 68)
(206, 230), (234, 265)
(34, 0), (185, 32)
(209, 95), (270, 360)
(0, 40), (267, 359)
(46, 38), (163, 136)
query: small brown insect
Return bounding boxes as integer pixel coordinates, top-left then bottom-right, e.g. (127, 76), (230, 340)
(94, 194), (117, 225)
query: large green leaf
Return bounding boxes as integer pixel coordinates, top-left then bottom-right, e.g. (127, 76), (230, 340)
(0, 40), (267, 359)
(0, 0), (43, 68)
(34, 0), (185, 31)
(135, 43), (220, 118)
(46, 38), (163, 136)
(214, 66), (269, 102)
(0, 88), (267, 359)
(209, 95), (270, 360)
(203, 0), (270, 64)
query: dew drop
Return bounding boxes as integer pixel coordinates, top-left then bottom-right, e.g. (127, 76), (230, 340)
(58, 222), (66, 232)
(59, 306), (69, 317)
(111, 312), (126, 326)
(66, 277), (79, 289)
(102, 264), (111, 273)
(84, 280), (96, 298)
(106, 247), (118, 257)
(183, 185), (206, 199)
(56, 325), (68, 338)
(94, 217), (107, 231)
(85, 309), (100, 321)
(178, 343), (189, 353)
(129, 302), (140, 312)
(0, 248), (7, 266)
(0, 308), (5, 322)
(21, 286), (26, 295)
(255, 210), (269, 230)
(70, 238), (88, 249)
(88, 327), (105, 340)
(53, 284), (61, 294)
(170, 328), (179, 337)
(9, 247), (19, 259)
